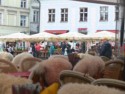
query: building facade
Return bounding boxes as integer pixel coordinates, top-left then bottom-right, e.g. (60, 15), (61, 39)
(0, 0), (30, 35)
(30, 0), (40, 34)
(39, 0), (117, 34)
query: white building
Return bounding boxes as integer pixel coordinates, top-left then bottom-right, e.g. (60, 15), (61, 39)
(39, 0), (118, 34)
(0, 0), (30, 35)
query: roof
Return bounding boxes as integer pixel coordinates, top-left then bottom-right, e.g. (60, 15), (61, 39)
(74, 0), (118, 5)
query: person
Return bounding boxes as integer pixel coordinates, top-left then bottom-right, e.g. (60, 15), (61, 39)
(68, 41), (75, 53)
(81, 41), (86, 53)
(31, 43), (37, 57)
(99, 39), (112, 59)
(66, 42), (71, 55)
(35, 42), (41, 58)
(61, 41), (66, 55)
(49, 42), (55, 56)
(7, 45), (14, 55)
(0, 42), (4, 52)
(28, 44), (32, 54)
(95, 42), (101, 55)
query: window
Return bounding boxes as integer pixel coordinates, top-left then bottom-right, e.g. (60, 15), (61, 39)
(33, 10), (39, 22)
(21, 0), (26, 8)
(48, 9), (55, 22)
(100, 6), (108, 21)
(115, 6), (119, 20)
(61, 8), (68, 22)
(0, 0), (1, 5)
(8, 14), (16, 26)
(0, 13), (2, 24)
(80, 8), (88, 22)
(20, 15), (26, 27)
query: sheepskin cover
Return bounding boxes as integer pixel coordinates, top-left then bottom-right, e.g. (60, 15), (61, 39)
(58, 83), (125, 94)
(43, 58), (72, 85)
(73, 55), (105, 77)
(68, 53), (81, 67)
(20, 57), (42, 72)
(29, 62), (46, 79)
(49, 55), (68, 60)
(30, 58), (72, 86)
(0, 52), (13, 62)
(78, 53), (86, 59)
(0, 73), (32, 94)
(12, 52), (33, 70)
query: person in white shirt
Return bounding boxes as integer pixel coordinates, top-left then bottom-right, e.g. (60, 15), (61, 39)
(28, 45), (32, 54)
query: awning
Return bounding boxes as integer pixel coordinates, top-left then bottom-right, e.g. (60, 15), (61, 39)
(45, 30), (69, 35)
(96, 30), (119, 33)
(78, 28), (87, 31)
(78, 28), (88, 34)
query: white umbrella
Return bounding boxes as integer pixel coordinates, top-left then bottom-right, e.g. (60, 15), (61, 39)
(29, 32), (58, 41)
(0, 32), (30, 42)
(92, 31), (116, 39)
(57, 32), (88, 40)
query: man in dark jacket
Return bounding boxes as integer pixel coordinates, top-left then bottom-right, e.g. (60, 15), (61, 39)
(31, 43), (37, 57)
(61, 41), (66, 55)
(100, 39), (112, 59)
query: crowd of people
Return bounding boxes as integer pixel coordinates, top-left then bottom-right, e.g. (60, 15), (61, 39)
(26, 38), (114, 59)
(0, 38), (115, 59)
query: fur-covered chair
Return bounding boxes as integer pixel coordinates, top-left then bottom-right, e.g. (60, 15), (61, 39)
(57, 83), (125, 94)
(100, 56), (110, 62)
(68, 53), (81, 67)
(0, 52), (13, 62)
(103, 59), (124, 80)
(12, 52), (33, 71)
(73, 55), (105, 78)
(0, 73), (32, 94)
(59, 70), (95, 85)
(0, 59), (18, 73)
(20, 57), (42, 72)
(91, 78), (125, 91)
(77, 53), (92, 59)
(48, 55), (68, 60)
(29, 58), (72, 87)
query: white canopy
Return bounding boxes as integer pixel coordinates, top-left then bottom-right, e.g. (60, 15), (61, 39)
(91, 31), (116, 39)
(29, 32), (58, 41)
(0, 32), (30, 42)
(57, 32), (88, 40)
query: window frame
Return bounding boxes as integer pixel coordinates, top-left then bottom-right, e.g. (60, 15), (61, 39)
(20, 15), (26, 27)
(0, 0), (1, 5)
(61, 8), (68, 22)
(21, 0), (26, 8)
(48, 9), (55, 22)
(115, 6), (119, 21)
(100, 6), (108, 21)
(0, 13), (2, 24)
(79, 7), (88, 22)
(33, 10), (39, 23)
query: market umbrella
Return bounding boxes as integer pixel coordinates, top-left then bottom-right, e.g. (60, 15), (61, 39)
(57, 32), (88, 40)
(0, 32), (30, 42)
(28, 32), (58, 41)
(92, 31), (115, 40)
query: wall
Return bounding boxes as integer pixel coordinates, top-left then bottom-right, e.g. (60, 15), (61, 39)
(0, 0), (30, 35)
(40, 0), (116, 34)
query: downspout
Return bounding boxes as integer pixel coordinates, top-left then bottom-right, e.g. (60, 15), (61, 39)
(120, 0), (125, 47)
(36, 0), (41, 33)
(115, 0), (119, 56)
